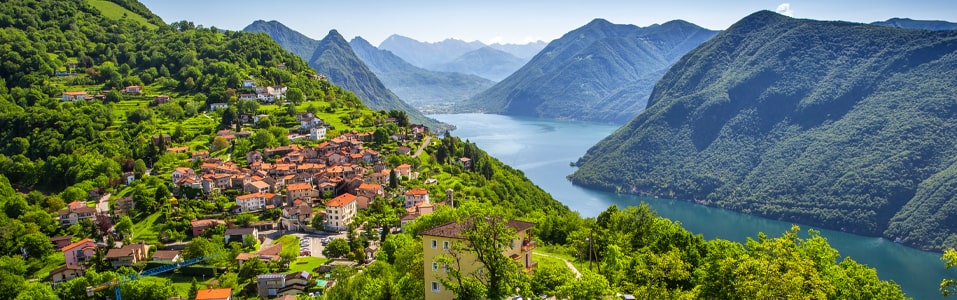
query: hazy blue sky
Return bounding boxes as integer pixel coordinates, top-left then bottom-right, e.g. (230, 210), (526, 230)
(140, 1), (957, 45)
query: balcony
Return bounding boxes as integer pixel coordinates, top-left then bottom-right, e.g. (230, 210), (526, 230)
(521, 239), (536, 252)
(525, 261), (538, 273)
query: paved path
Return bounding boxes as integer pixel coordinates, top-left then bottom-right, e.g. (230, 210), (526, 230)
(533, 252), (581, 278)
(95, 193), (111, 214)
(413, 135), (432, 157)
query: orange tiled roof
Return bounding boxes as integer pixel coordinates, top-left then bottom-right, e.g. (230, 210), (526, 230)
(326, 193), (357, 207)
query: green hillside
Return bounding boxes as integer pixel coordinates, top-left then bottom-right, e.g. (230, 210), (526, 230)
(570, 11), (957, 251)
(86, 0), (158, 29)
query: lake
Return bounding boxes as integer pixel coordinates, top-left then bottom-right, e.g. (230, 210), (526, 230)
(430, 113), (956, 299)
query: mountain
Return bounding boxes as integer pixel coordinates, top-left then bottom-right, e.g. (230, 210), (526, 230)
(433, 46), (526, 81)
(243, 20), (319, 59)
(569, 11), (957, 251)
(489, 41), (548, 59)
(307, 30), (445, 129)
(460, 18), (718, 123)
(349, 37), (495, 110)
(872, 17), (957, 30)
(378, 35), (485, 69)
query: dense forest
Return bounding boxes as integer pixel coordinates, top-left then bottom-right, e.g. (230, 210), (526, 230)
(570, 10), (957, 251)
(0, 1), (916, 299)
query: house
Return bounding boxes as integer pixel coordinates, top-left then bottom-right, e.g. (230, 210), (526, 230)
(401, 202), (435, 228)
(224, 227), (258, 244)
(242, 79), (257, 88)
(285, 182), (318, 203)
(62, 238), (97, 266)
(421, 219), (537, 300)
(61, 91), (87, 102)
(355, 183), (382, 198)
(236, 244), (281, 266)
(404, 188), (430, 208)
(458, 157), (472, 169)
(246, 151), (263, 164)
(236, 192), (278, 212)
(395, 164), (413, 179)
(151, 250), (183, 262)
(324, 193), (357, 232)
(196, 288), (232, 300)
(49, 236), (73, 250)
(49, 265), (85, 287)
(191, 219), (226, 237)
(209, 102), (228, 110)
(172, 167), (195, 182)
(281, 204), (313, 231)
(244, 181), (271, 194)
(105, 242), (149, 268)
(310, 126), (327, 141)
(123, 85), (141, 93)
(114, 196), (135, 215)
(153, 95), (171, 105)
(396, 146), (412, 155)
(256, 271), (311, 298)
(58, 201), (97, 227)
(192, 151), (210, 162)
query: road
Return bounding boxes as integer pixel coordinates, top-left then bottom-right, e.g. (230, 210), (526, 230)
(413, 135), (432, 157)
(533, 252), (581, 278)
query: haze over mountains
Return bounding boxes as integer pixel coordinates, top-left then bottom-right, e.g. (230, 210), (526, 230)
(871, 17), (957, 30)
(569, 10), (957, 251)
(378, 35), (546, 81)
(460, 18), (718, 123)
(348, 37), (495, 110)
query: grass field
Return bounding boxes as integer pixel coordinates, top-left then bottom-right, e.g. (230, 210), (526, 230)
(289, 256), (328, 274)
(131, 212), (163, 244)
(86, 0), (158, 30)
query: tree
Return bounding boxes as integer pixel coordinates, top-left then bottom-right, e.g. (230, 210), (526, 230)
(238, 257), (269, 282)
(115, 215), (134, 237)
(556, 270), (611, 299)
(133, 159), (147, 178)
(286, 87), (304, 105)
(323, 238), (350, 258)
(531, 264), (575, 297)
(182, 237), (222, 260)
(15, 281), (58, 300)
(943, 249), (957, 296)
(438, 215), (528, 300)
(19, 232), (54, 259)
(211, 136), (229, 152)
(389, 169), (398, 189)
(187, 278), (199, 300)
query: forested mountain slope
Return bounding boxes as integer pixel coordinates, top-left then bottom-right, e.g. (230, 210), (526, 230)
(243, 20), (319, 59)
(570, 11), (957, 251)
(307, 30), (446, 129)
(460, 18), (717, 123)
(349, 37), (494, 109)
(432, 46), (526, 81)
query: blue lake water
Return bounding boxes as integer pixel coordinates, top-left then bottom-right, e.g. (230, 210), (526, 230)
(431, 113), (956, 299)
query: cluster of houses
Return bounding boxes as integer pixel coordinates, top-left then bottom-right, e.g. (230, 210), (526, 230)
(238, 79), (287, 103)
(60, 85), (144, 102)
(169, 130), (437, 233)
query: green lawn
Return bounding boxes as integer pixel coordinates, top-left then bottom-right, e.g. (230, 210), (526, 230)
(29, 252), (65, 280)
(86, 0), (158, 29)
(273, 234), (300, 247)
(140, 273), (214, 298)
(289, 256), (328, 274)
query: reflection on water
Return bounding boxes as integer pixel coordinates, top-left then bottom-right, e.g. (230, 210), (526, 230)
(430, 113), (957, 299)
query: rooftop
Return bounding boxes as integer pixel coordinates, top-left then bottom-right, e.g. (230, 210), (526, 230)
(420, 218), (536, 239)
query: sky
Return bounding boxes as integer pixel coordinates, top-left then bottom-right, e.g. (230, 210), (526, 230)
(140, 0), (957, 46)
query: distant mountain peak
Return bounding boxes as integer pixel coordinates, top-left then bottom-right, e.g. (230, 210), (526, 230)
(871, 17), (957, 30)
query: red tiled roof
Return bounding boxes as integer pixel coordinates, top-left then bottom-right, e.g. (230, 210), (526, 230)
(326, 193), (357, 207)
(195, 288), (232, 300)
(62, 238), (95, 252)
(405, 188), (428, 196)
(287, 182), (312, 191)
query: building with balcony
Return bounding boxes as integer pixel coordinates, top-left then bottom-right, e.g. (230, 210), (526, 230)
(420, 219), (536, 300)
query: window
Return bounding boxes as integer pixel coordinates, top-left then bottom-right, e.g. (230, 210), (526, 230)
(443, 241), (449, 250)
(432, 262), (438, 271)
(444, 264), (449, 273)
(431, 239), (437, 249)
(431, 281), (441, 292)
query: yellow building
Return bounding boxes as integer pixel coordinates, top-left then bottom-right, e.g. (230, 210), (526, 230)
(420, 219), (537, 300)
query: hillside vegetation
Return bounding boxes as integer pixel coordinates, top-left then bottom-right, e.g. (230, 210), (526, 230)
(570, 11), (957, 251)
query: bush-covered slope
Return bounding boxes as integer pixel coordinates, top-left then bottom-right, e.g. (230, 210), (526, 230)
(460, 18), (717, 123)
(570, 10), (957, 251)
(349, 37), (494, 109)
